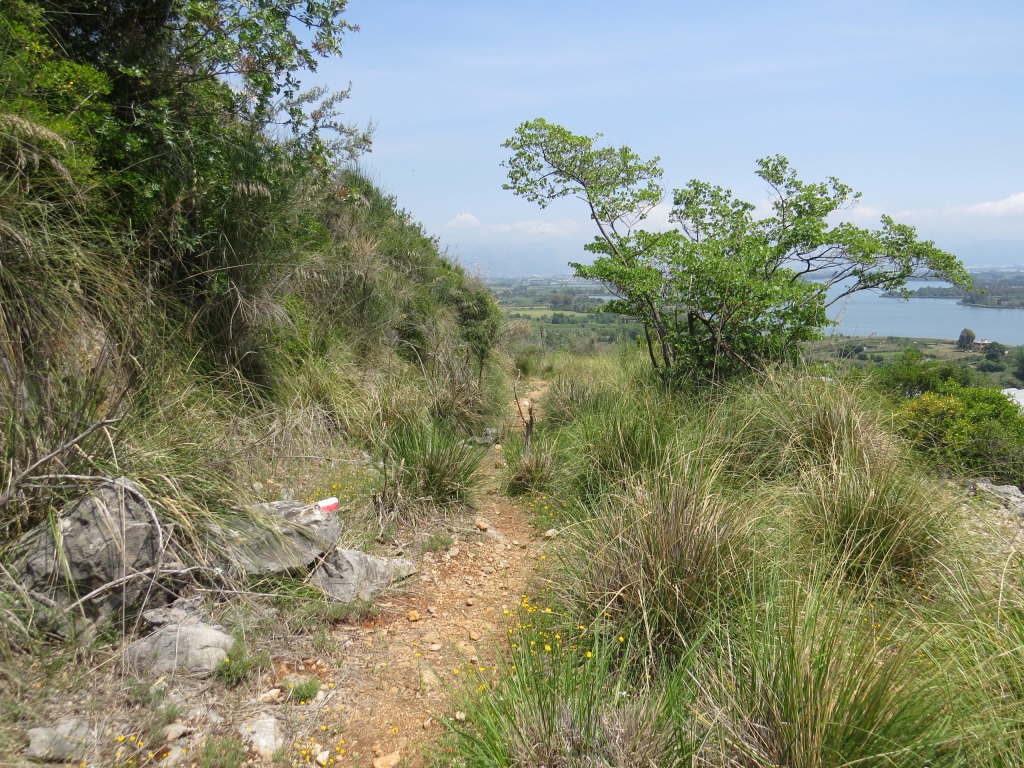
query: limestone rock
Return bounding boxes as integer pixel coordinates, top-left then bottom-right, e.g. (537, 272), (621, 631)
(311, 549), (417, 604)
(142, 596), (205, 628)
(26, 719), (92, 762)
(233, 501), (341, 577)
(1002, 388), (1024, 412)
(162, 723), (193, 742)
(241, 717), (282, 758)
(16, 479), (169, 622)
(468, 428), (498, 446)
(975, 480), (1024, 516)
(123, 622), (233, 676)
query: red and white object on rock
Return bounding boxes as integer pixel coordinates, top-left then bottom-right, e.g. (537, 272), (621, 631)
(316, 497), (339, 512)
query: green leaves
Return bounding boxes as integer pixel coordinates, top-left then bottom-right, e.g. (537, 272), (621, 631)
(502, 118), (664, 238)
(501, 119), (970, 381)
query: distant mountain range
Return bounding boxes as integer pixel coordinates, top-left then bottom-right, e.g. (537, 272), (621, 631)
(455, 238), (1024, 278)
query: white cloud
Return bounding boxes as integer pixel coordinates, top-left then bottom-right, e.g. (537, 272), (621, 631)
(956, 192), (1024, 217)
(444, 212), (481, 229)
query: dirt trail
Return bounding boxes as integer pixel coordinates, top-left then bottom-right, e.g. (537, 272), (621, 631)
(283, 380), (549, 767)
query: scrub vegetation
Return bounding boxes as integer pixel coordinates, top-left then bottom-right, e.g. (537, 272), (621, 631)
(0, 0), (502, 654)
(5, 3), (1024, 766)
(449, 349), (1024, 767)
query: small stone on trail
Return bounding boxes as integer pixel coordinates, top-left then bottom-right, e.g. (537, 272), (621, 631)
(482, 566), (495, 575)
(407, 610), (420, 622)
(27, 719), (92, 762)
(316, 749), (331, 766)
(465, 597), (476, 606)
(447, 546), (460, 558)
(372, 751), (402, 768)
(469, 630), (481, 641)
(429, 643), (442, 652)
(257, 688), (283, 704)
(427, 605), (438, 615)
(419, 664), (441, 690)
(545, 528), (557, 539)
(455, 711), (466, 722)
(512, 539), (520, 546)
(163, 723), (193, 742)
(475, 519), (489, 531)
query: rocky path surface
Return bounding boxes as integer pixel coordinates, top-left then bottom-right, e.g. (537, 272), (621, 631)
(3, 383), (551, 768)
(312, 493), (541, 767)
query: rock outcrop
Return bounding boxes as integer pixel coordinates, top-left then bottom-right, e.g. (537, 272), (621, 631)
(15, 478), (173, 623)
(311, 549), (418, 604)
(123, 622), (234, 676)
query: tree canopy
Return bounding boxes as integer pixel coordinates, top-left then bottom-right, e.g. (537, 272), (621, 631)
(502, 118), (971, 380)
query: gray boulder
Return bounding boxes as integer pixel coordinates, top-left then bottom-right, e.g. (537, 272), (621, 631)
(26, 718), (93, 762)
(123, 622), (234, 677)
(16, 478), (168, 621)
(141, 595), (205, 628)
(975, 480), (1024, 516)
(232, 501), (340, 577)
(311, 549), (417, 603)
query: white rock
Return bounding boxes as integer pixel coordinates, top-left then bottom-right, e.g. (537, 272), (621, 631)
(241, 717), (282, 758)
(26, 719), (92, 762)
(123, 623), (233, 677)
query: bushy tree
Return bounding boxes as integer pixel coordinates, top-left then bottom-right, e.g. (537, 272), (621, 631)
(502, 119), (971, 380)
(957, 328), (976, 351)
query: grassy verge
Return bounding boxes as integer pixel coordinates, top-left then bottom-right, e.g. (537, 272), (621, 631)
(449, 353), (1024, 766)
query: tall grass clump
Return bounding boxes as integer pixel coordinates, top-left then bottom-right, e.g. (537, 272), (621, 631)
(556, 449), (759, 650)
(795, 451), (958, 585)
(502, 433), (560, 496)
(541, 349), (648, 428)
(713, 371), (898, 484)
(559, 397), (680, 503)
(696, 576), (961, 767)
(450, 617), (695, 767)
(382, 422), (485, 509)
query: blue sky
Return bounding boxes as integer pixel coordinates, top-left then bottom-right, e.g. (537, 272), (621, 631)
(309, 0), (1024, 274)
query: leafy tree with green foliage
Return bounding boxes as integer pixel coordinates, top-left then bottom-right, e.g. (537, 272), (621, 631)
(957, 328), (976, 351)
(502, 119), (971, 380)
(984, 341), (1008, 361)
(1012, 348), (1024, 385)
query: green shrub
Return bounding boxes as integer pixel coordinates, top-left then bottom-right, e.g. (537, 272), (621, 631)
(287, 678), (320, 703)
(897, 383), (1024, 485)
(214, 643), (272, 687)
(872, 349), (979, 397)
(198, 734), (248, 768)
